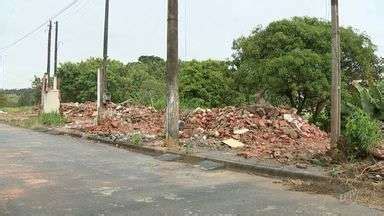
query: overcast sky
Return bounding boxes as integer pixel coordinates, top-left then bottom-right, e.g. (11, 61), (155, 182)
(1, 0), (383, 89)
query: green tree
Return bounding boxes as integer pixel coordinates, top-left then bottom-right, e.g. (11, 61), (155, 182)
(233, 17), (383, 118)
(57, 58), (126, 103)
(180, 60), (240, 108)
(32, 76), (42, 105)
(17, 89), (37, 106)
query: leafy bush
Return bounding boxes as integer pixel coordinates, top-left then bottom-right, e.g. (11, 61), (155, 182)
(180, 60), (241, 108)
(130, 133), (143, 146)
(38, 112), (66, 127)
(0, 92), (7, 107)
(310, 109), (331, 131)
(344, 109), (382, 157)
(57, 57), (242, 110)
(352, 80), (384, 121)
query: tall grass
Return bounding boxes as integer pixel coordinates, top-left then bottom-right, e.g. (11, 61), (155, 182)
(38, 112), (66, 126)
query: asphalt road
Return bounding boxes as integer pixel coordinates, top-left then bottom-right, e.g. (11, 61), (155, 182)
(0, 124), (382, 216)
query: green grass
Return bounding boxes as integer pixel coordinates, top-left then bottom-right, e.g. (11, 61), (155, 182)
(1, 106), (34, 113)
(38, 112), (66, 127)
(130, 133), (143, 146)
(0, 106), (66, 129)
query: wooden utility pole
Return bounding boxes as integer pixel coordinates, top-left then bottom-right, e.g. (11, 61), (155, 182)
(54, 21), (59, 76)
(166, 0), (180, 146)
(331, 0), (341, 147)
(46, 21), (52, 87)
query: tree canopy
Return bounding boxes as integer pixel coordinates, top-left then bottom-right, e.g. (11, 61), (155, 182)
(232, 17), (383, 117)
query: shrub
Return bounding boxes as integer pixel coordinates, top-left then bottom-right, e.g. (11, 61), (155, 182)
(38, 112), (66, 126)
(344, 109), (382, 157)
(130, 133), (143, 146)
(0, 92), (8, 107)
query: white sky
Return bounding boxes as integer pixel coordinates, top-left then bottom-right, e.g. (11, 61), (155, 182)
(1, 0), (384, 89)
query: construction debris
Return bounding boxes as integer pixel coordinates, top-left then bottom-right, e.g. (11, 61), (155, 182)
(182, 105), (329, 160)
(222, 138), (245, 149)
(364, 161), (384, 180)
(233, 128), (250, 135)
(372, 144), (384, 160)
(61, 102), (164, 135)
(60, 102), (330, 161)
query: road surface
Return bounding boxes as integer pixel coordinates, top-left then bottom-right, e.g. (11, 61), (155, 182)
(0, 124), (381, 216)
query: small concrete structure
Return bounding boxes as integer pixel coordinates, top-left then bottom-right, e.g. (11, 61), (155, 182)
(41, 74), (61, 113)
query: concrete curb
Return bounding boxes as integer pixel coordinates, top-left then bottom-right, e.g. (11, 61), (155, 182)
(38, 127), (331, 182)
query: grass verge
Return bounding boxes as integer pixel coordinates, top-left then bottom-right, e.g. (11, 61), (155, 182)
(0, 107), (65, 128)
(38, 112), (66, 127)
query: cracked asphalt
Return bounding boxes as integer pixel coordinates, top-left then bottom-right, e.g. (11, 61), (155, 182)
(0, 124), (382, 216)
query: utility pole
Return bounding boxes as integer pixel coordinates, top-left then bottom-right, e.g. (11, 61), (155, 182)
(0, 55), (4, 89)
(54, 21), (59, 76)
(102, 0), (109, 101)
(166, 0), (180, 146)
(47, 20), (52, 87)
(98, 0), (109, 124)
(331, 0), (341, 148)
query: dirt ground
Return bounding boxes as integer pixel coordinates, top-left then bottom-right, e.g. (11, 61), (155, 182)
(283, 177), (384, 210)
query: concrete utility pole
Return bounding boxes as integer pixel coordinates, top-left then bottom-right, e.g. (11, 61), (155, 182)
(102, 0), (109, 101)
(166, 0), (180, 146)
(47, 21), (52, 87)
(54, 21), (59, 76)
(98, 0), (109, 124)
(0, 55), (4, 89)
(331, 0), (341, 147)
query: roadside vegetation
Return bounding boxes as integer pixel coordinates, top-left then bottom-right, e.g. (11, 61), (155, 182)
(38, 112), (66, 127)
(0, 107), (65, 128)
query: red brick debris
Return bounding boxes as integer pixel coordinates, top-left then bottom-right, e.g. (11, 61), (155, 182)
(60, 102), (330, 160)
(372, 143), (384, 160)
(61, 102), (164, 134)
(181, 106), (329, 160)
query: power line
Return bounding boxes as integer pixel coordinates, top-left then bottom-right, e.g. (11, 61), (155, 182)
(0, 0), (80, 54)
(59, 0), (93, 23)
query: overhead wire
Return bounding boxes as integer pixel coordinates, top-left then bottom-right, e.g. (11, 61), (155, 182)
(59, 0), (94, 24)
(0, 0), (80, 54)
(56, 0), (87, 20)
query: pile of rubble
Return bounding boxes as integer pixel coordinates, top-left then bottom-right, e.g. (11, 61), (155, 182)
(181, 105), (329, 160)
(61, 102), (164, 135)
(365, 161), (384, 180)
(61, 102), (96, 119)
(373, 143), (384, 160)
(60, 102), (330, 160)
